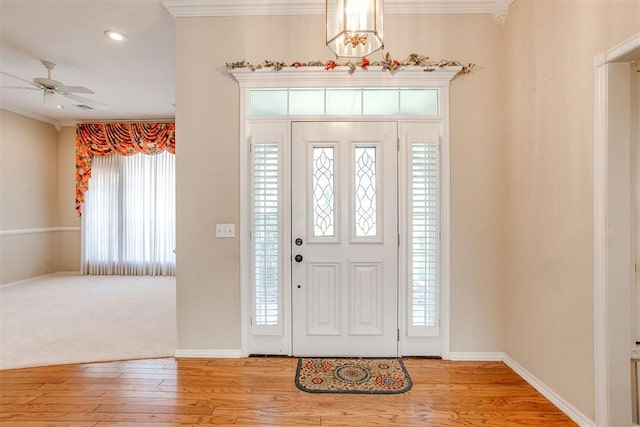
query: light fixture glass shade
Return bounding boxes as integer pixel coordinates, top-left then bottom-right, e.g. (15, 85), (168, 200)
(43, 90), (58, 108)
(326, 0), (383, 58)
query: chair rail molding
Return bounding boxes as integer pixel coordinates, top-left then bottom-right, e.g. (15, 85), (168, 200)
(163, 0), (513, 24)
(0, 227), (80, 236)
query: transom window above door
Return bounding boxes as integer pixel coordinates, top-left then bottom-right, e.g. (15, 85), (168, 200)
(250, 88), (439, 116)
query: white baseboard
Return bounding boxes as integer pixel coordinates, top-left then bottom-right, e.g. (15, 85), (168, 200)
(502, 353), (595, 427)
(447, 351), (504, 361)
(445, 352), (594, 426)
(174, 349), (244, 358)
(0, 271), (69, 289)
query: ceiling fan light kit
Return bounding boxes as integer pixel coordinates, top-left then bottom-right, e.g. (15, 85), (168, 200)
(43, 90), (62, 109)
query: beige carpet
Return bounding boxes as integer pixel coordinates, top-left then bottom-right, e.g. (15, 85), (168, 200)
(0, 272), (176, 370)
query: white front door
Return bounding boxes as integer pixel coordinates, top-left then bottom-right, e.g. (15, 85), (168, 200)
(291, 121), (398, 356)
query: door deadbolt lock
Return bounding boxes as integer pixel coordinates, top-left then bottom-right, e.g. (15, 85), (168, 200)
(295, 238), (303, 246)
(294, 254), (303, 263)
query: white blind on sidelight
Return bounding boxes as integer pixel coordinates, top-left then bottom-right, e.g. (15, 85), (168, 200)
(253, 143), (281, 330)
(410, 142), (439, 330)
(82, 152), (176, 275)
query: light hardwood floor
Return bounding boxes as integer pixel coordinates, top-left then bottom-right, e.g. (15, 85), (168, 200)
(0, 357), (577, 426)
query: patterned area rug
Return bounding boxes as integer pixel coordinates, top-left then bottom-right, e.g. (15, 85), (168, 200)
(295, 357), (412, 394)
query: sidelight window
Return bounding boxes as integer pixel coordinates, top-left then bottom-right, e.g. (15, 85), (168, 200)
(410, 142), (439, 329)
(253, 143), (281, 329)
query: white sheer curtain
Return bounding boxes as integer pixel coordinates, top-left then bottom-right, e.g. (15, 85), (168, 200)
(82, 151), (176, 275)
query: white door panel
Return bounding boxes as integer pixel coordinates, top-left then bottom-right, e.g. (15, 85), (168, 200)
(291, 121), (398, 357)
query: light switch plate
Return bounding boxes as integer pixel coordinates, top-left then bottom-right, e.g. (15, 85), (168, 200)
(216, 224), (235, 238)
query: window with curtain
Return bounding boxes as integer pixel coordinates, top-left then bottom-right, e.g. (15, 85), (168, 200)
(82, 151), (175, 275)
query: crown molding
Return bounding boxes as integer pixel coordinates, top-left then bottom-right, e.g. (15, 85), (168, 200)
(493, 0), (513, 25)
(59, 120), (79, 128)
(162, 0), (323, 16)
(1, 103), (61, 131)
(163, 0), (512, 23)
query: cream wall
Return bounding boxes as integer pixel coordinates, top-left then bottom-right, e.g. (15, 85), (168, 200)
(504, 0), (640, 421)
(386, 14), (508, 352)
(0, 109), (60, 283)
(57, 126), (81, 272)
(0, 112), (80, 283)
(175, 15), (507, 352)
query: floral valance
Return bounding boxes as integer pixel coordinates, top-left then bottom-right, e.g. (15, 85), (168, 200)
(75, 122), (175, 215)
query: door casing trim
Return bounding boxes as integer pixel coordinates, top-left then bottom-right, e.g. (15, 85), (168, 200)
(594, 32), (640, 426)
(231, 68), (458, 358)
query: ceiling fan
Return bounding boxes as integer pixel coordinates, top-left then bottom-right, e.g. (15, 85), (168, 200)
(0, 59), (108, 110)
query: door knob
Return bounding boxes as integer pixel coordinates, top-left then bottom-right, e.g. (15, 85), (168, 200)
(294, 254), (303, 263)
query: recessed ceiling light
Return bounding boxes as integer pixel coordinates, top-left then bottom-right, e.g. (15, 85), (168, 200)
(104, 30), (128, 42)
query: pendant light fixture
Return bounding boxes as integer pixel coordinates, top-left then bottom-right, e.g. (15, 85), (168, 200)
(326, 0), (384, 59)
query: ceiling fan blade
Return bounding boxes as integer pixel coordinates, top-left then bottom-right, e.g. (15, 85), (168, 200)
(56, 85), (94, 94)
(0, 70), (42, 88)
(62, 92), (108, 111)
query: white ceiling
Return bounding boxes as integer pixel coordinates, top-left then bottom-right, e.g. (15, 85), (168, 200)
(0, 0), (511, 128)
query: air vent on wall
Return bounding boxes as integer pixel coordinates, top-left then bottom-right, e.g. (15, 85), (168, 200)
(74, 104), (94, 110)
